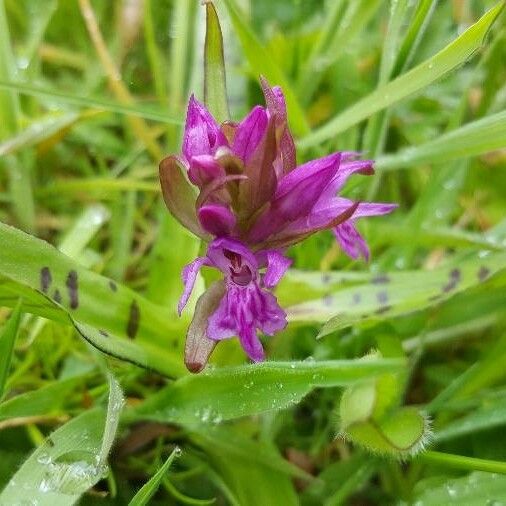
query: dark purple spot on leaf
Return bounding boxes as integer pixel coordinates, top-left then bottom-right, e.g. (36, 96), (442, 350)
(352, 293), (361, 305)
(429, 294), (442, 302)
(53, 289), (62, 304)
(127, 300), (140, 339)
(109, 280), (118, 292)
(442, 268), (461, 293)
(478, 266), (490, 282)
(99, 329), (109, 337)
(375, 305), (392, 315)
(40, 267), (52, 293)
(372, 275), (390, 284)
(321, 273), (331, 284)
(323, 294), (333, 306)
(66, 270), (79, 309)
(377, 291), (388, 304)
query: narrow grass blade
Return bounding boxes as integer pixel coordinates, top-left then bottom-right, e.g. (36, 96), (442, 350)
(221, 0), (309, 136)
(129, 448), (179, 506)
(0, 80), (181, 124)
(0, 111), (82, 157)
(0, 376), (86, 426)
(0, 300), (22, 400)
(298, 3), (504, 148)
(204, 1), (229, 122)
(376, 110), (506, 170)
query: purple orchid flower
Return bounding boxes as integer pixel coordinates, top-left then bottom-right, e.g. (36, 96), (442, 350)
(178, 237), (291, 363)
(159, 78), (397, 371)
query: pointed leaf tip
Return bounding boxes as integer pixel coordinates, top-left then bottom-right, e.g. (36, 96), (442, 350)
(184, 281), (225, 373)
(204, 1), (229, 122)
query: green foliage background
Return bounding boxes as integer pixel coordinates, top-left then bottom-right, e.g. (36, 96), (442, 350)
(0, 0), (505, 504)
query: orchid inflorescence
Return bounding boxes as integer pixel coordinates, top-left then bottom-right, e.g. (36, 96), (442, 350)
(159, 6), (396, 373)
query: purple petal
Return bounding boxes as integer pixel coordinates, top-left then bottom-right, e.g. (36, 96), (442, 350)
(260, 76), (296, 173)
(207, 287), (238, 341)
(198, 204), (237, 236)
(256, 249), (292, 288)
(206, 237), (258, 276)
(248, 152), (341, 242)
(248, 284), (287, 336)
(178, 256), (209, 316)
(272, 152), (342, 219)
(207, 280), (286, 361)
(182, 95), (227, 160)
(320, 159), (374, 202)
(334, 221), (370, 261)
(232, 106), (269, 163)
(237, 116), (278, 217)
(238, 324), (265, 362)
(188, 155), (224, 187)
(281, 197), (396, 239)
(352, 201), (399, 218)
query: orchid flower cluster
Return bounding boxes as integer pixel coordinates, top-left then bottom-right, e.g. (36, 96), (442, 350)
(159, 78), (396, 371)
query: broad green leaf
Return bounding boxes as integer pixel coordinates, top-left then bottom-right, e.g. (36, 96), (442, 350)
(377, 110), (506, 170)
(0, 79), (181, 124)
(0, 222), (186, 378)
(128, 448), (179, 506)
(221, 0), (309, 136)
(204, 1), (229, 122)
(286, 251), (506, 337)
(0, 376), (86, 425)
(0, 375), (124, 505)
(298, 3), (504, 148)
(0, 300), (22, 400)
(189, 427), (311, 480)
(409, 472), (506, 505)
(201, 437), (298, 506)
(129, 358), (405, 425)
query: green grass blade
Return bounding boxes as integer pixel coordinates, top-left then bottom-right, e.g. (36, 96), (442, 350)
(376, 110), (506, 170)
(129, 358), (405, 425)
(0, 375), (123, 505)
(0, 300), (22, 400)
(298, 2), (504, 149)
(0, 376), (86, 425)
(129, 448), (179, 506)
(0, 111), (81, 157)
(221, 0), (309, 136)
(58, 204), (110, 259)
(204, 2), (229, 122)
(0, 80), (182, 124)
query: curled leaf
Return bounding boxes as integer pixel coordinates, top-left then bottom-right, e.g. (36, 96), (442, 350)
(337, 351), (431, 459)
(185, 280), (225, 373)
(159, 155), (209, 239)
